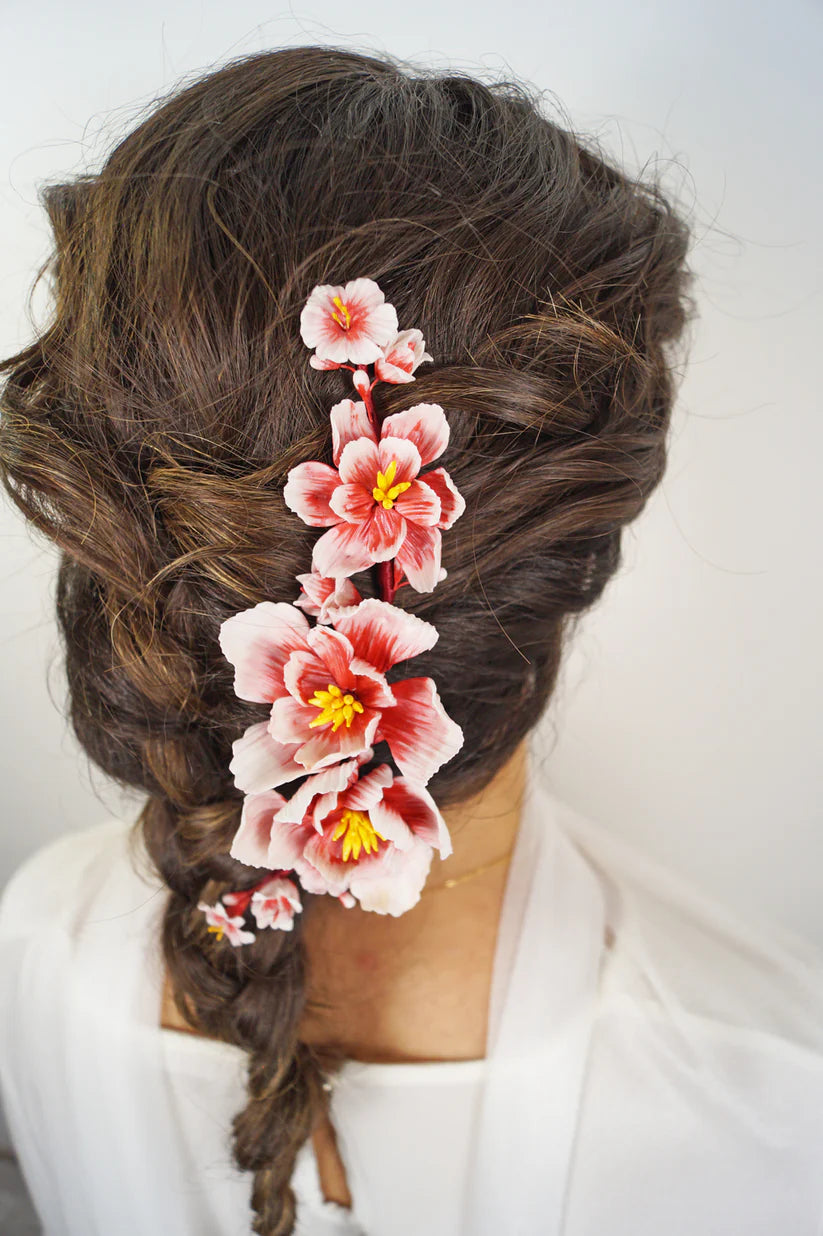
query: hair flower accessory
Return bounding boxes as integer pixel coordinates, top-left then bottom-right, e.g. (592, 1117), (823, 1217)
(206, 278), (465, 942)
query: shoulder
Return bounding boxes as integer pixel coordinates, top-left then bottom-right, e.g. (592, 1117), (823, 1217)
(548, 791), (823, 1059)
(0, 817), (154, 942)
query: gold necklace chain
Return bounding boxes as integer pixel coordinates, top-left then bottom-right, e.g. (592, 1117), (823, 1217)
(421, 847), (515, 894)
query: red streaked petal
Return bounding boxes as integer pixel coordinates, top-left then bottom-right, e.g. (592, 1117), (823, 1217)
(365, 506), (406, 561)
(229, 721), (305, 793)
(392, 479), (440, 526)
(306, 626), (357, 687)
(380, 403), (449, 466)
(376, 677), (464, 783)
(334, 598), (439, 673)
(275, 755), (367, 826)
(269, 695), (324, 747)
(377, 435), (421, 485)
(394, 523), (442, 593)
(372, 779), (452, 857)
(338, 437), (381, 488)
(282, 462), (341, 527)
(420, 467), (466, 529)
(229, 790), (287, 868)
(295, 711), (379, 770)
(312, 522), (376, 579)
(339, 764), (394, 814)
(266, 816), (314, 871)
(283, 649), (337, 706)
(219, 602), (310, 703)
(330, 398), (376, 466)
(328, 482), (376, 524)
(350, 660), (396, 710)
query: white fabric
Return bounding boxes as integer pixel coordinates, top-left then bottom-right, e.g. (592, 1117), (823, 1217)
(2, 750), (823, 1235)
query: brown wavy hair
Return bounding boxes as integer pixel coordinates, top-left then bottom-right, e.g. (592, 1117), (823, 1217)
(0, 45), (696, 1234)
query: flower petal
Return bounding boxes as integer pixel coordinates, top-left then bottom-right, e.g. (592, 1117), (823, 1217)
(350, 660), (396, 709)
(293, 853), (349, 897)
(299, 282), (346, 350)
(219, 602), (310, 703)
(283, 461), (341, 527)
(305, 626), (358, 688)
(373, 358), (415, 384)
(392, 479), (441, 527)
(267, 816), (315, 871)
(340, 764), (394, 813)
(229, 721), (306, 794)
(347, 837), (434, 916)
(300, 279), (399, 366)
(294, 571), (361, 624)
(371, 779), (453, 858)
(230, 790), (287, 868)
(269, 694), (344, 757)
(338, 437), (381, 488)
(330, 398), (376, 465)
(274, 753), (370, 826)
(294, 711), (379, 770)
(328, 482), (376, 524)
(419, 467), (466, 529)
(393, 524), (442, 593)
(377, 436), (422, 486)
(299, 832), (362, 894)
(376, 677), (464, 783)
(380, 403), (449, 466)
(364, 506), (406, 561)
(374, 329), (431, 384)
(250, 877), (302, 931)
(334, 598), (439, 673)
(282, 650), (338, 707)
(312, 521), (376, 579)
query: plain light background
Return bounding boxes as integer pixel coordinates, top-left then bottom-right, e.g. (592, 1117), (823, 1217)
(1, 0), (821, 956)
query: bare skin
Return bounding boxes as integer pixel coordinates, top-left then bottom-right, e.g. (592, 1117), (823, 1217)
(160, 743), (532, 1208)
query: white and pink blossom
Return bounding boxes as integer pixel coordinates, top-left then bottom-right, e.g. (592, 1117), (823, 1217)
(283, 400), (465, 592)
(249, 875), (303, 931)
(232, 765), (452, 917)
(221, 598), (462, 787)
(300, 278), (398, 366)
(294, 569), (361, 624)
(197, 899), (257, 947)
(374, 328), (433, 384)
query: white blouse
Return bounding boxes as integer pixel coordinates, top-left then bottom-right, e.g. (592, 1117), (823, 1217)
(2, 756), (823, 1235)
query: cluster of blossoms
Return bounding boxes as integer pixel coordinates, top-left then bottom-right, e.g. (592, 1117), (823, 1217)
(199, 278), (465, 944)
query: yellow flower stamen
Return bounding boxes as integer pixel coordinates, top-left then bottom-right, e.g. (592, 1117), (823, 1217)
(331, 296), (352, 330)
(372, 458), (412, 510)
(331, 809), (387, 862)
(308, 682), (365, 731)
(207, 924), (225, 941)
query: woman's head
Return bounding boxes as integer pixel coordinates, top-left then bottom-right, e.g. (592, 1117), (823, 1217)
(0, 45), (695, 1233)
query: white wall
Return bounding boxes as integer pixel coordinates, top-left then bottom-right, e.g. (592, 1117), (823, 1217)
(1, 0), (821, 946)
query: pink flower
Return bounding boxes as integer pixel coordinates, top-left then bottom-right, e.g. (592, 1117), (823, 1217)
(294, 569), (361, 625)
(283, 400), (465, 592)
(220, 598), (463, 786)
(197, 900), (257, 947)
(300, 278), (398, 366)
(374, 329), (433, 383)
(249, 875), (303, 931)
(231, 764), (453, 917)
